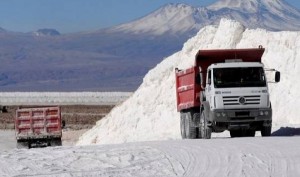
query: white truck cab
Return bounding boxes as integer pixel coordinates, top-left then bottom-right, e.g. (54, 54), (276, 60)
(202, 62), (275, 138)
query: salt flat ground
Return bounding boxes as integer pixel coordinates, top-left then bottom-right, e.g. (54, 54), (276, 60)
(1, 128), (300, 177)
(0, 130), (15, 151)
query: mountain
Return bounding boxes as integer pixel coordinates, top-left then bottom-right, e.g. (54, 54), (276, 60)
(33, 29), (60, 36)
(0, 0), (299, 91)
(113, 0), (300, 35)
(111, 4), (209, 36)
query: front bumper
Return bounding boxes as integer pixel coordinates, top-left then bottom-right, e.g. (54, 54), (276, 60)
(209, 108), (272, 131)
(210, 108), (272, 123)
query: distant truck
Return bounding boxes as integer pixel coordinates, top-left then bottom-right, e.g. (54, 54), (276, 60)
(15, 106), (63, 148)
(175, 46), (280, 139)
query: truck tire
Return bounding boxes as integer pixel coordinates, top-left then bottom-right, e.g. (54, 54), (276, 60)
(261, 126), (272, 137)
(193, 113), (201, 139)
(185, 112), (197, 139)
(180, 112), (186, 139)
(17, 140), (29, 149)
(199, 110), (212, 139)
(51, 138), (62, 146)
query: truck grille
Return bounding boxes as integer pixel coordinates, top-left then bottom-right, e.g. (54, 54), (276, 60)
(223, 95), (260, 106)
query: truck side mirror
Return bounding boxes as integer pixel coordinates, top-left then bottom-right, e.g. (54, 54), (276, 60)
(275, 71), (280, 82)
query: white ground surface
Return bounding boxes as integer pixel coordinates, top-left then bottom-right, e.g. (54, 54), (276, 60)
(0, 130), (16, 152)
(0, 92), (132, 106)
(1, 135), (300, 176)
(1, 125), (300, 176)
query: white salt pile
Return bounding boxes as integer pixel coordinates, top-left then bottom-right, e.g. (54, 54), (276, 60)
(77, 19), (300, 145)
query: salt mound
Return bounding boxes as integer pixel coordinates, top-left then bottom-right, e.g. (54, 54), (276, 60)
(77, 19), (300, 145)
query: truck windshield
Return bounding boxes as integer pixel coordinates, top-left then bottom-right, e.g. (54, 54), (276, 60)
(213, 67), (266, 88)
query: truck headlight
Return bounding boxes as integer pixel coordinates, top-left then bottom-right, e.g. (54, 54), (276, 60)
(216, 112), (226, 117)
(260, 111), (264, 116)
(264, 111), (269, 116)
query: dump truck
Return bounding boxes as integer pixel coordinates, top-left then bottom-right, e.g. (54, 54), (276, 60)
(15, 106), (63, 148)
(175, 46), (280, 139)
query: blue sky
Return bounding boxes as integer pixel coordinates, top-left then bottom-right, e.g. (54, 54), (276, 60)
(0, 0), (300, 33)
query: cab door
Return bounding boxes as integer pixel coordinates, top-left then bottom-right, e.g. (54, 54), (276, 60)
(205, 69), (213, 110)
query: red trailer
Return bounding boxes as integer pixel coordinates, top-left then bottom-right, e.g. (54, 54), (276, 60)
(15, 106), (63, 148)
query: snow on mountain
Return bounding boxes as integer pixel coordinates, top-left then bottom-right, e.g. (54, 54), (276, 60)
(207, 0), (300, 31)
(112, 0), (300, 36)
(208, 0), (295, 13)
(77, 19), (300, 145)
(112, 4), (210, 35)
(33, 28), (60, 36)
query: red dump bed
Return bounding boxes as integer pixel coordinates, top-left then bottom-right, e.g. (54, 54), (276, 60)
(175, 47), (265, 112)
(15, 107), (62, 140)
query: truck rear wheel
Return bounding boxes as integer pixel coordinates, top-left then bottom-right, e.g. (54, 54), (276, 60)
(17, 140), (29, 149)
(199, 110), (211, 139)
(185, 112), (197, 139)
(261, 126), (272, 137)
(51, 138), (62, 146)
(180, 113), (186, 139)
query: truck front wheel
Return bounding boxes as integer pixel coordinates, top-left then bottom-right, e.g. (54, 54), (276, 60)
(261, 126), (272, 137)
(199, 110), (212, 139)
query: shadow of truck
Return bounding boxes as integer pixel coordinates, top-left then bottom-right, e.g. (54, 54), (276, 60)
(272, 127), (300, 136)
